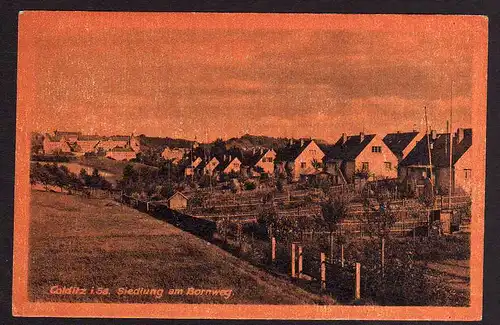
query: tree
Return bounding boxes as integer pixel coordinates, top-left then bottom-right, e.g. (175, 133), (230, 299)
(320, 194), (351, 261)
(362, 188), (397, 240)
(160, 182), (175, 199)
(257, 205), (278, 239)
(276, 178), (284, 192)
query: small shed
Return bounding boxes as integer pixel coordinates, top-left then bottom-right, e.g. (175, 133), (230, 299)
(167, 191), (188, 210)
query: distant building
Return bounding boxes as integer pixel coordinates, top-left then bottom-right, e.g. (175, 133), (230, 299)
(167, 191), (188, 210)
(399, 128), (472, 195)
(97, 136), (129, 151)
(72, 135), (102, 156)
(275, 139), (325, 181)
(161, 147), (189, 163)
(217, 155), (242, 175)
(53, 130), (81, 143)
(184, 157), (203, 177)
(322, 132), (398, 183)
(129, 134), (141, 153)
(105, 147), (137, 161)
(42, 133), (72, 154)
(242, 148), (276, 176)
(201, 157), (220, 176)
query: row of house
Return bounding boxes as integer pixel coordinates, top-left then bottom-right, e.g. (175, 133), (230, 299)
(42, 131), (140, 160)
(163, 128), (472, 195)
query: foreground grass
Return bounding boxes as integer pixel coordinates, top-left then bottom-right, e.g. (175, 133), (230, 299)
(29, 190), (333, 304)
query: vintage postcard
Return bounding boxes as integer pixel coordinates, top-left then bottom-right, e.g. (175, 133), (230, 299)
(13, 12), (487, 320)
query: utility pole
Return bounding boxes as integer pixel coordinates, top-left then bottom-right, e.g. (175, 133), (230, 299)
(424, 106), (435, 204)
(449, 81), (454, 209)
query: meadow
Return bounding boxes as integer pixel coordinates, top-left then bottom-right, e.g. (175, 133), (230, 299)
(28, 190), (335, 305)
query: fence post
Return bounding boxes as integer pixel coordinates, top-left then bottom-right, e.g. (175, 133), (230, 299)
(341, 244), (345, 268)
(291, 242), (296, 278)
(298, 245), (303, 279)
(320, 252), (326, 290)
(329, 232), (334, 261)
(271, 237), (276, 263)
(381, 238), (385, 279)
(355, 262), (361, 300)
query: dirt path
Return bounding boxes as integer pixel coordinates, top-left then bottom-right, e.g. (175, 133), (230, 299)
(426, 259), (470, 292)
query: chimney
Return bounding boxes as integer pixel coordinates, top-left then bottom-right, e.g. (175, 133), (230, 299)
(260, 148), (264, 155)
(229, 155), (232, 161)
(341, 133), (347, 144)
(359, 132), (365, 143)
(430, 130), (437, 140)
(289, 139), (293, 146)
(300, 139), (304, 147)
(252, 148), (255, 155)
(456, 128), (465, 144)
(223, 154), (226, 161)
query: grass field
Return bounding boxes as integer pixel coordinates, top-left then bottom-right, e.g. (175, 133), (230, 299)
(29, 190), (334, 304)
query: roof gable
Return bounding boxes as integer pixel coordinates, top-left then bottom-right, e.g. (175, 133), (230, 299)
(275, 139), (316, 162)
(322, 134), (376, 161)
(400, 129), (472, 168)
(383, 132), (420, 157)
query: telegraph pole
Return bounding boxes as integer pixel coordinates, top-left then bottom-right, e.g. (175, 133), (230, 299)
(449, 81), (454, 209)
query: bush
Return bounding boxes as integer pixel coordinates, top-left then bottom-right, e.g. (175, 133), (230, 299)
(276, 178), (284, 192)
(244, 181), (256, 191)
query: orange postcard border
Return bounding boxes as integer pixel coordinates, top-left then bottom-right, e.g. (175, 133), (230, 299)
(12, 12), (488, 320)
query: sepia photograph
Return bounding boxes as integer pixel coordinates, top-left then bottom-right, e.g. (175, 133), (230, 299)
(13, 11), (487, 320)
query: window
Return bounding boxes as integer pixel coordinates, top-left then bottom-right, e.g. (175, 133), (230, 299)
(464, 169), (472, 179)
(301, 162), (307, 168)
(384, 162), (392, 170)
(371, 146), (382, 153)
(310, 149), (316, 155)
(362, 162), (369, 171)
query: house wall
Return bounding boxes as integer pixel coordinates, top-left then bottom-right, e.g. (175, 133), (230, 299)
(106, 151), (136, 161)
(435, 167), (452, 194)
(185, 157), (202, 176)
(354, 136), (398, 181)
(169, 194), (187, 210)
(204, 158), (219, 175)
(453, 146), (473, 195)
(223, 158), (242, 174)
(255, 150), (276, 174)
(325, 160), (347, 185)
(341, 161), (356, 183)
(292, 141), (325, 181)
(162, 148), (187, 162)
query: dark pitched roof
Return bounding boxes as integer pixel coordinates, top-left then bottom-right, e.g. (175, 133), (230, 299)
(107, 135), (130, 141)
(77, 135), (103, 141)
(109, 147), (135, 152)
(400, 129), (472, 168)
(321, 134), (376, 161)
(275, 139), (313, 162)
(241, 148), (271, 166)
(383, 132), (420, 158)
(215, 155), (242, 172)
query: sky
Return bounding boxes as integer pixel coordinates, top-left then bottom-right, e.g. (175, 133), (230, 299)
(20, 13), (484, 143)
